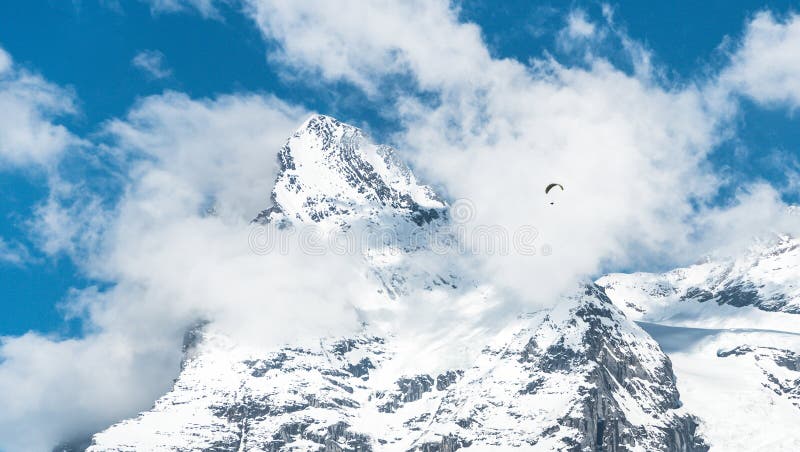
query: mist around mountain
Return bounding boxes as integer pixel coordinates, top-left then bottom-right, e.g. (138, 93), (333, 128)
(72, 116), (800, 451)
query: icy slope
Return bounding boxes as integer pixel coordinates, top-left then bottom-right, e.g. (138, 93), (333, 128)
(85, 116), (704, 452)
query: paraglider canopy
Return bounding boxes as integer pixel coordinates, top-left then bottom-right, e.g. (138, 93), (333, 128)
(545, 183), (564, 205)
(545, 183), (564, 194)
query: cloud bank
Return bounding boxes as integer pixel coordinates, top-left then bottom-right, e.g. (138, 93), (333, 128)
(244, 0), (799, 296)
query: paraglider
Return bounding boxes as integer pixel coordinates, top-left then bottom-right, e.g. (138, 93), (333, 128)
(545, 183), (564, 205)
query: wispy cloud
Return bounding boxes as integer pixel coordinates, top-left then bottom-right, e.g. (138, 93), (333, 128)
(141, 0), (224, 19)
(131, 50), (172, 80)
(0, 237), (32, 266)
(0, 46), (81, 168)
(565, 9), (597, 39)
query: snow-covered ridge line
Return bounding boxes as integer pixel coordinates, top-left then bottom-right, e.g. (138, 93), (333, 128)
(598, 235), (800, 319)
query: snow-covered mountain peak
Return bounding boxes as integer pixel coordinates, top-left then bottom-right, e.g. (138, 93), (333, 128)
(254, 115), (446, 227)
(83, 116), (710, 452)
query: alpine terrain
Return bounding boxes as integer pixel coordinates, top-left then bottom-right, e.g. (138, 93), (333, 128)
(80, 116), (714, 451)
(598, 237), (800, 450)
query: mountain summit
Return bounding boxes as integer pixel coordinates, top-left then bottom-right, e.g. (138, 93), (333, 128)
(254, 115), (446, 228)
(82, 117), (706, 452)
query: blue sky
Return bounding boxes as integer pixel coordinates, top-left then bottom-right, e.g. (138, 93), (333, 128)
(2, 2), (800, 449)
(1, 0), (798, 336)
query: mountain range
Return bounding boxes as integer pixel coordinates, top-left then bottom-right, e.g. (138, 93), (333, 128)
(71, 116), (800, 451)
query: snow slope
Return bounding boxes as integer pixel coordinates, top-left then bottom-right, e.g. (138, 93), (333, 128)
(638, 324), (800, 451)
(88, 286), (703, 452)
(599, 238), (800, 450)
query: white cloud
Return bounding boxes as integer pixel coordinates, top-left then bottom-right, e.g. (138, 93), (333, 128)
(0, 46), (81, 168)
(244, 0), (492, 94)
(141, 0), (224, 18)
(0, 92), (390, 451)
(0, 331), (180, 452)
(242, 0), (730, 300)
(0, 237), (31, 266)
(693, 183), (800, 257)
(239, 1), (800, 304)
(721, 11), (800, 108)
(131, 50), (172, 80)
(29, 190), (107, 259)
(400, 64), (725, 300)
(0, 47), (12, 74)
(105, 91), (309, 220)
(556, 9), (601, 55)
(565, 9), (596, 39)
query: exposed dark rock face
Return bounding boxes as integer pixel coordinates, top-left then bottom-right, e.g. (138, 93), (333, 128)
(346, 358), (375, 379)
(413, 434), (472, 452)
(527, 285), (707, 452)
(398, 375), (435, 403)
(375, 375), (438, 413)
(716, 345), (754, 358)
(259, 420), (373, 452)
(182, 320), (210, 353)
(683, 282), (762, 310)
(435, 371), (462, 391)
(776, 350), (800, 372)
